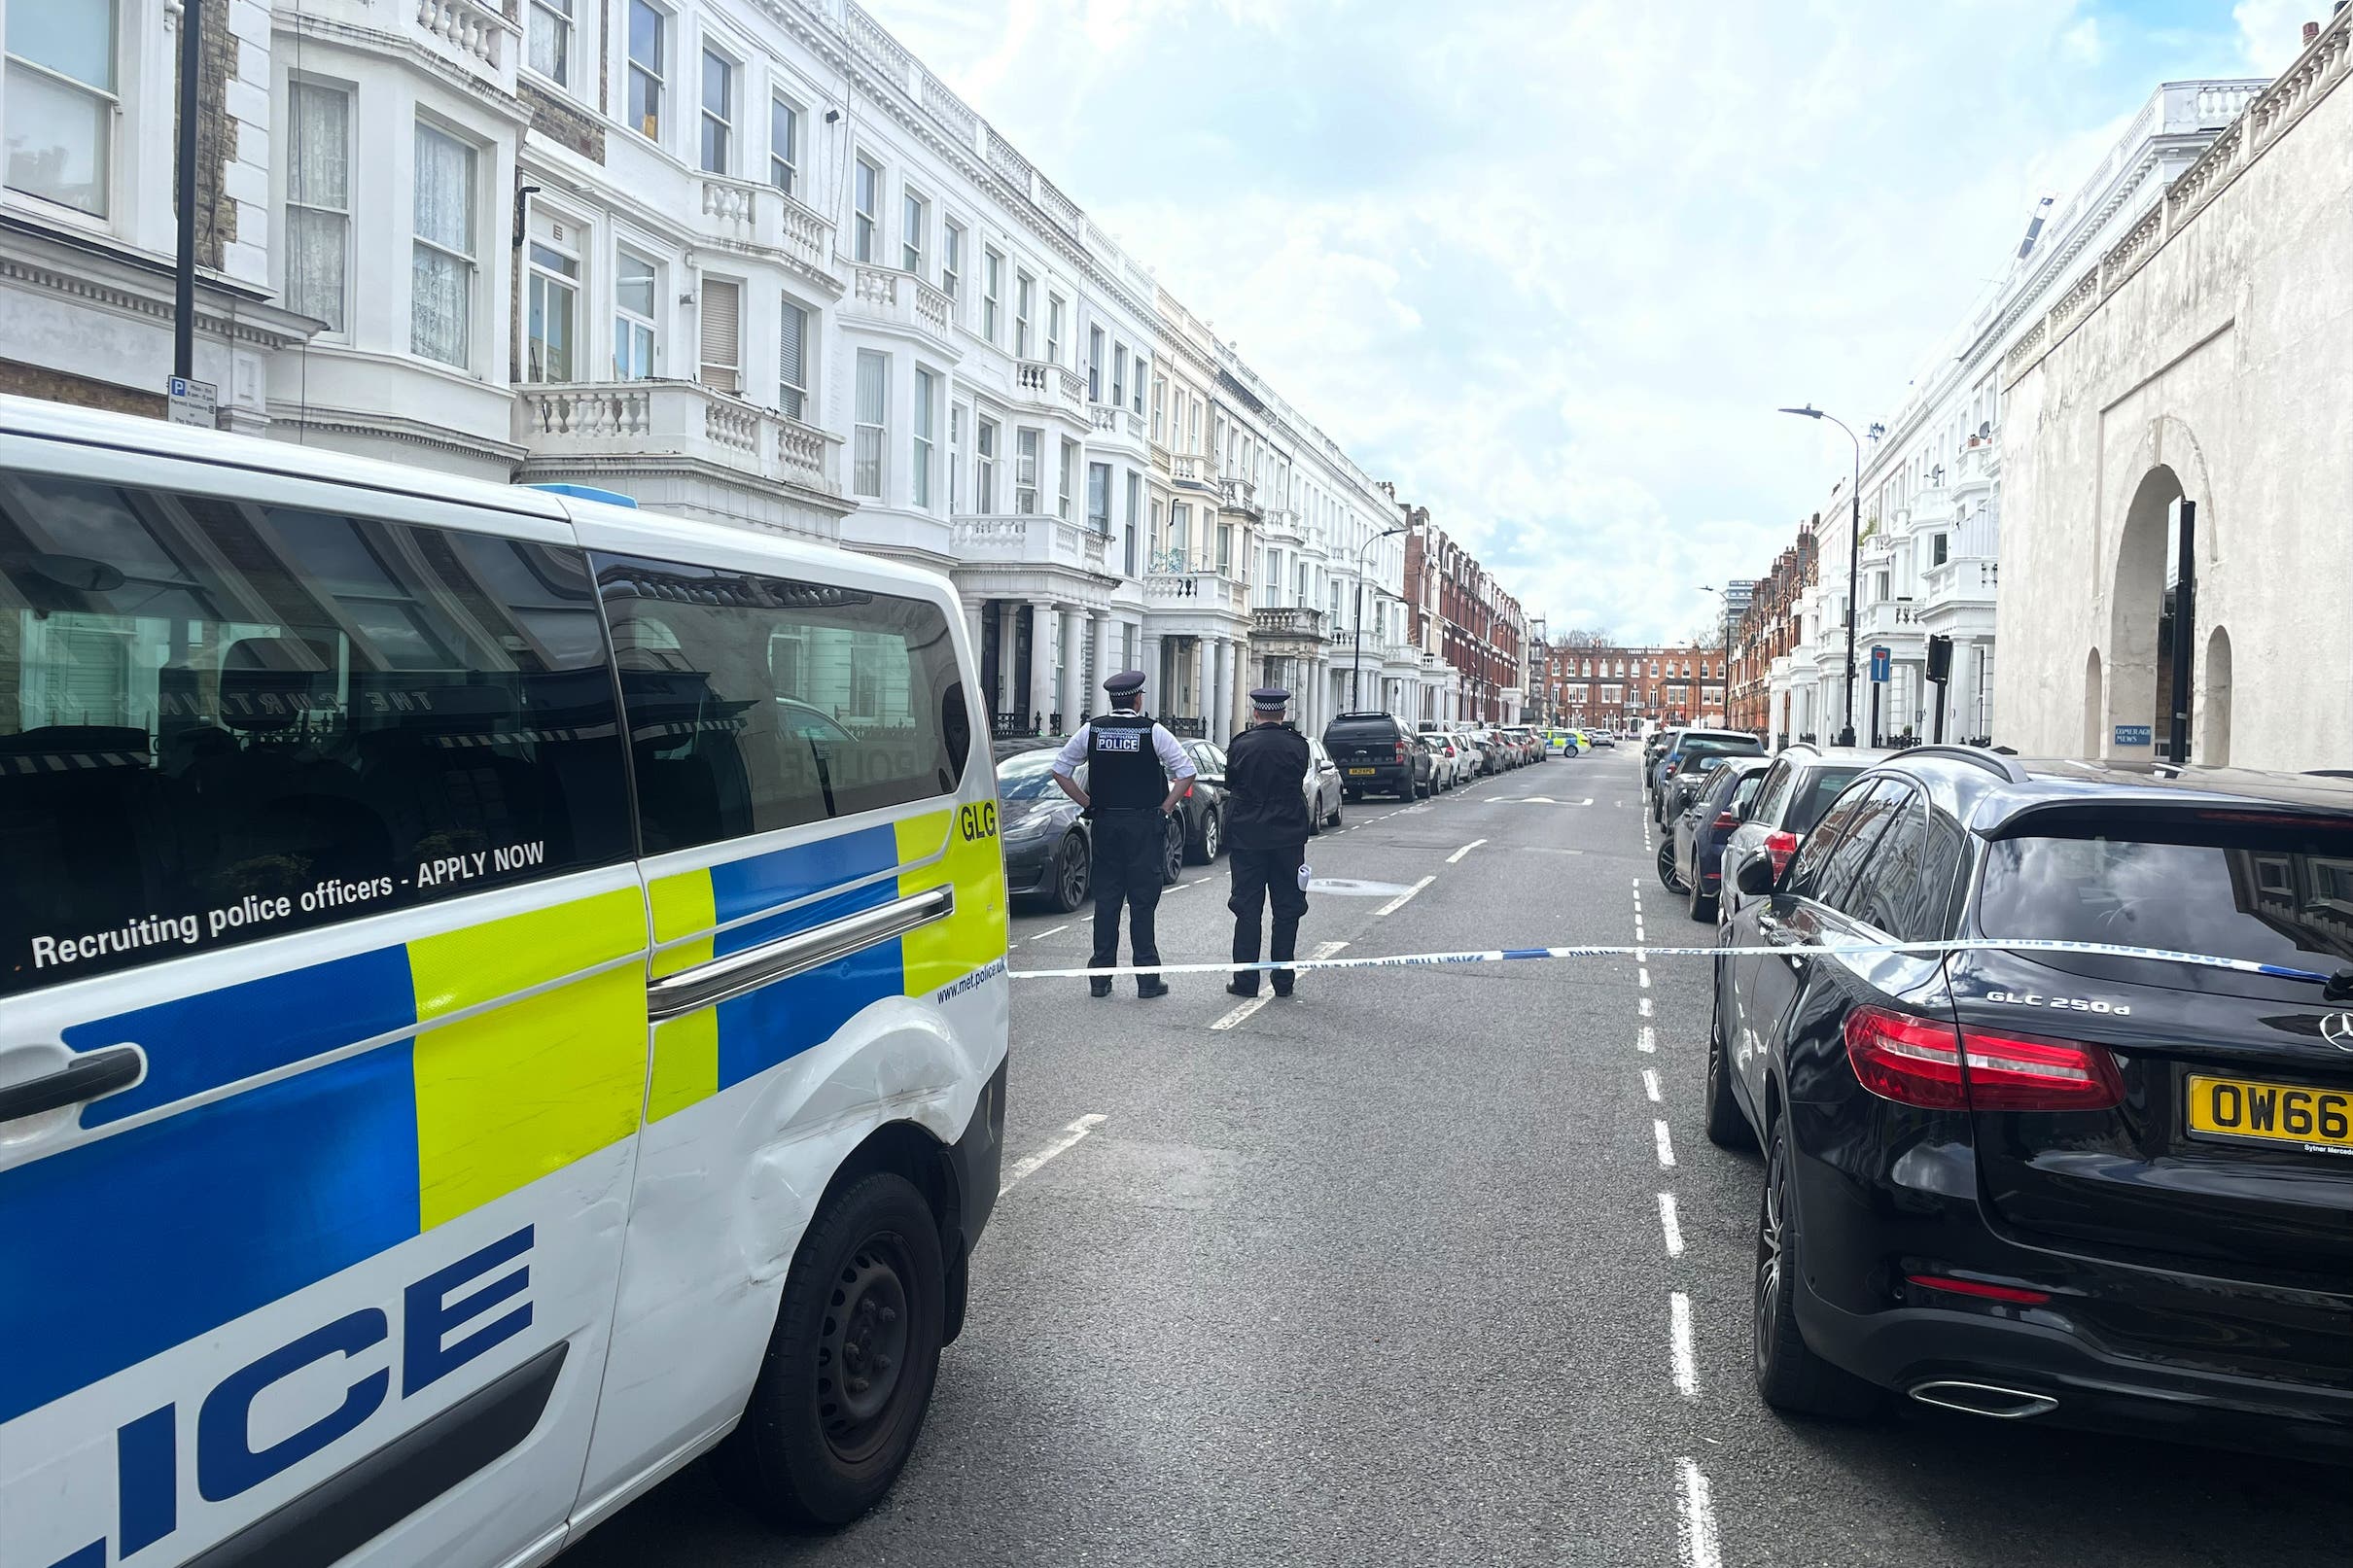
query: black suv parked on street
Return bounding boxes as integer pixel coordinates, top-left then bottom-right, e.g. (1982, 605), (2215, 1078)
(1323, 711), (1418, 800)
(1709, 747), (2353, 1457)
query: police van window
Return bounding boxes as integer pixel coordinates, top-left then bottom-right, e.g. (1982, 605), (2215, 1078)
(593, 553), (968, 854)
(0, 472), (633, 996)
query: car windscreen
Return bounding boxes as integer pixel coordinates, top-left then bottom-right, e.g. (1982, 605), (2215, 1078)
(1974, 811), (2353, 1000)
(997, 750), (1065, 800)
(1679, 738), (1762, 760)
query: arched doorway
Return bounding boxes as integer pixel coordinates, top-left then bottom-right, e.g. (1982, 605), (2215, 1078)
(2083, 648), (2103, 758)
(2109, 467), (2186, 757)
(2202, 626), (2233, 766)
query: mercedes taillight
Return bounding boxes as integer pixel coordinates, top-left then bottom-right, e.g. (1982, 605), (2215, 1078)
(1843, 1007), (2125, 1112)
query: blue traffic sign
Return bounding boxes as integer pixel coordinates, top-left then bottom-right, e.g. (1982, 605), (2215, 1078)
(1869, 645), (1891, 683)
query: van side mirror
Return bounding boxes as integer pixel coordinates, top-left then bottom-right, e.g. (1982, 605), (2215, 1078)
(1736, 855), (1777, 897)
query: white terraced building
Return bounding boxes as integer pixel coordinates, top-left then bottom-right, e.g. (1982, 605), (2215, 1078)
(0, 0), (1482, 742)
(1768, 76), (2263, 749)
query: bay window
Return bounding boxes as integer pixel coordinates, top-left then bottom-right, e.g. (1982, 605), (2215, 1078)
(853, 157), (879, 261)
(284, 81), (350, 333)
(699, 50), (733, 173)
(768, 95), (797, 193)
(626, 0), (664, 139)
(615, 250), (658, 378)
(853, 350), (887, 499)
(913, 366), (935, 508)
(525, 233), (579, 381)
(777, 296), (808, 419)
(410, 122), (477, 369)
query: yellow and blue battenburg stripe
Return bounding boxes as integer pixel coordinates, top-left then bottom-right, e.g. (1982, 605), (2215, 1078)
(0, 813), (1006, 1431)
(646, 810), (1007, 1123)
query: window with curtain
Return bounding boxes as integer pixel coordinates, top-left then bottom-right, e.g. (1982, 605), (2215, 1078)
(912, 367), (934, 509)
(1172, 504), (1192, 563)
(284, 81), (350, 333)
(1046, 296), (1062, 364)
(1124, 471), (1141, 575)
(528, 0), (572, 84)
(767, 95), (797, 193)
(949, 403), (964, 510)
(615, 250), (657, 378)
(1112, 345), (1127, 409)
(526, 235), (579, 382)
(699, 50), (733, 173)
(697, 277), (740, 391)
(1087, 327), (1104, 401)
(626, 0), (663, 138)
(410, 122), (476, 368)
(3, 0), (117, 216)
(1151, 377), (1165, 442)
(1015, 430), (1038, 515)
(853, 350), (887, 500)
(1057, 438), (1075, 521)
(1132, 357), (1145, 416)
(853, 157), (879, 261)
(901, 192), (926, 275)
(777, 296), (808, 420)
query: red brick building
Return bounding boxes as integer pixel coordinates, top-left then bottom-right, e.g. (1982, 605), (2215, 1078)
(1536, 643), (1729, 730)
(1728, 522), (1816, 739)
(1410, 517), (1528, 722)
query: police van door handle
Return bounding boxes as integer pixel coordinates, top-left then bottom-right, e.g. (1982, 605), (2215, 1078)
(0, 1045), (145, 1125)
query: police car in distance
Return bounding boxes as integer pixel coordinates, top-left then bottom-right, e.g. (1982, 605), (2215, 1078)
(0, 399), (1012, 1566)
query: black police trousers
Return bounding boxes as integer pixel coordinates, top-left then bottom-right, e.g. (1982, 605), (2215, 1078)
(1089, 808), (1166, 982)
(1228, 838), (1309, 994)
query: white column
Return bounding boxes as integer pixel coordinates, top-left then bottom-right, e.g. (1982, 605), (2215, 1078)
(1031, 600), (1059, 732)
(1142, 632), (1165, 714)
(1088, 610), (1111, 707)
(963, 600), (985, 684)
(1212, 638), (1233, 740)
(1060, 609), (1085, 736)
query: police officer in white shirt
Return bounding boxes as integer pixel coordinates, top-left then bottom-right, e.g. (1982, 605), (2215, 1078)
(1050, 671), (1197, 998)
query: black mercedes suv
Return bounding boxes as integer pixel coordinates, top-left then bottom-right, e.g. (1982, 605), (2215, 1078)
(1708, 746), (2353, 1456)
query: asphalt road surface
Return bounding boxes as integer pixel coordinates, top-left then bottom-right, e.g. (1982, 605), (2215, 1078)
(566, 749), (2351, 1568)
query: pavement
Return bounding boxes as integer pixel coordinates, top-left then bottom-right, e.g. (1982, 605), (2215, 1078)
(564, 750), (2352, 1568)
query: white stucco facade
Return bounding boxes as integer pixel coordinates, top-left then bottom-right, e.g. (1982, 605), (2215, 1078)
(1999, 16), (2353, 770)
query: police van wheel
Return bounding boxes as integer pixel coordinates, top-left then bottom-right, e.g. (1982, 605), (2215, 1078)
(717, 1172), (946, 1530)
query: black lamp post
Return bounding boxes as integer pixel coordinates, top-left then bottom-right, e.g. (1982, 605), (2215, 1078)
(1350, 523), (1410, 710)
(1778, 404), (1862, 747)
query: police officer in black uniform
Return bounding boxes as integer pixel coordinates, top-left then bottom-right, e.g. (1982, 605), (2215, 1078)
(1222, 687), (1314, 999)
(1050, 671), (1196, 998)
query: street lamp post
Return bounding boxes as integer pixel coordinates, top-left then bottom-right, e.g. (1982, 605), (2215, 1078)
(1778, 404), (1862, 748)
(1350, 523), (1410, 711)
(1697, 585), (1732, 730)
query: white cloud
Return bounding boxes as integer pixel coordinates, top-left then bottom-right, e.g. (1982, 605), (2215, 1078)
(2233, 0), (2310, 71)
(875, 0), (2247, 641)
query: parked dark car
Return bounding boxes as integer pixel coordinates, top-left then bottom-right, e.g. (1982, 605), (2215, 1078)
(1709, 747), (2353, 1458)
(1717, 745), (1883, 916)
(1176, 739), (1233, 862)
(995, 744), (1185, 909)
(1324, 711), (1419, 800)
(1653, 729), (1766, 823)
(1664, 754), (1772, 919)
(1643, 728), (1682, 796)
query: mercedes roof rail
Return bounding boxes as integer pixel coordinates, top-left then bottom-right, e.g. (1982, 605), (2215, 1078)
(1891, 743), (2031, 784)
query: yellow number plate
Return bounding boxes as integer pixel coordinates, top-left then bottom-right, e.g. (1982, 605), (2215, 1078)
(2186, 1073), (2353, 1155)
(1347, 766), (1378, 776)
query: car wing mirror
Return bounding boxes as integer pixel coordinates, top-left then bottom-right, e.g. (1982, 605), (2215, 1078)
(1735, 854), (1777, 898)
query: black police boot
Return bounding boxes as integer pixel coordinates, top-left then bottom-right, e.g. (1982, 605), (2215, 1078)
(1138, 977), (1170, 999)
(1089, 974), (1112, 998)
(1226, 978), (1259, 998)
(1271, 975), (1295, 998)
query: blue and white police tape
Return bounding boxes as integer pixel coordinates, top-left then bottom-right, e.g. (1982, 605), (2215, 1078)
(1008, 937), (2353, 988)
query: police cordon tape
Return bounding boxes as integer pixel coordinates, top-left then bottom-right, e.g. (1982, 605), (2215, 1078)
(1006, 937), (2351, 989)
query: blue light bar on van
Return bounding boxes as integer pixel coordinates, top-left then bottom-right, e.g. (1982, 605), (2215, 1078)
(521, 482), (638, 507)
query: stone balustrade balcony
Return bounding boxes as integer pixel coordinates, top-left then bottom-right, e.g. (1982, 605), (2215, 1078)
(1169, 453), (1215, 493)
(1921, 556), (1998, 613)
(694, 174), (832, 272)
(513, 379), (838, 496)
(1249, 606), (1326, 639)
(1086, 402), (1148, 447)
(409, 0), (516, 88)
(1218, 475), (1261, 518)
(1011, 361), (1086, 418)
(844, 263), (956, 349)
(950, 514), (1109, 574)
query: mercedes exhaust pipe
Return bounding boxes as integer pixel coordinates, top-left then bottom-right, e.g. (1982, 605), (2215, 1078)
(1907, 1380), (2059, 1420)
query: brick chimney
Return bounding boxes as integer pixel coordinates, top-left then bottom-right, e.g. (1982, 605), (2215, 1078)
(2305, 20), (2321, 43)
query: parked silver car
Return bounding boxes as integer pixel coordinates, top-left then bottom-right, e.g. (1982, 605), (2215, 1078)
(1304, 736), (1345, 830)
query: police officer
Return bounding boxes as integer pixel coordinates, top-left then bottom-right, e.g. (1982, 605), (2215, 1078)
(1051, 671), (1197, 999)
(1222, 687), (1313, 999)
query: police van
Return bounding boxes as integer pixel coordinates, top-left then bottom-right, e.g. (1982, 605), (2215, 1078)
(0, 398), (1011, 1567)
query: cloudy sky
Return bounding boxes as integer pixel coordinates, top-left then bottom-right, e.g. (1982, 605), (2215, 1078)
(879, 0), (2300, 645)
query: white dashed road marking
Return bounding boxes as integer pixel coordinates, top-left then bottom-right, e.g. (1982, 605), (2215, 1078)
(1657, 1192), (1685, 1257)
(1032, 923), (1069, 941)
(1639, 996), (1654, 1019)
(1638, 1026), (1656, 1053)
(1374, 875), (1435, 919)
(1209, 941), (1347, 1031)
(1642, 1068), (1661, 1102)
(1674, 1458), (1723, 1568)
(1669, 1291), (1699, 1397)
(1446, 838), (1487, 864)
(1000, 1113), (1106, 1196)
(1653, 1119), (1676, 1168)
